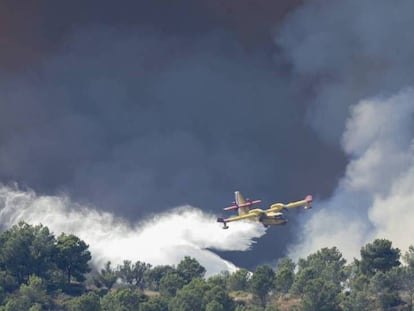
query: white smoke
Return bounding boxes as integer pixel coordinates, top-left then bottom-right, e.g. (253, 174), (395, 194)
(277, 0), (414, 261)
(289, 88), (414, 261)
(0, 185), (266, 276)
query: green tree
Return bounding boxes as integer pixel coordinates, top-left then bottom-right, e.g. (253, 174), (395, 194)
(4, 298), (32, 311)
(144, 265), (175, 291)
(234, 305), (264, 311)
(19, 276), (49, 304)
(169, 278), (209, 311)
(203, 285), (234, 311)
(0, 271), (18, 293)
(227, 269), (250, 292)
(28, 225), (56, 281)
(249, 265), (275, 308)
(396, 266), (414, 310)
(101, 288), (146, 311)
(274, 257), (295, 294)
(118, 260), (152, 289)
(340, 263), (373, 311)
(358, 239), (400, 276)
(369, 270), (403, 310)
(207, 271), (229, 288)
(138, 297), (169, 311)
(176, 256), (206, 284)
(206, 300), (224, 311)
(301, 278), (340, 311)
(67, 292), (101, 311)
(291, 247), (346, 294)
(395, 245), (414, 310)
(56, 233), (91, 284)
(0, 286), (4, 306)
(0, 223), (56, 285)
(94, 261), (118, 290)
(159, 272), (186, 297)
(291, 247), (346, 311)
(340, 290), (373, 311)
(5, 275), (49, 311)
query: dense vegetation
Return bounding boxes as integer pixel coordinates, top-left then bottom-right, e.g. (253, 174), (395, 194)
(1, 222), (414, 310)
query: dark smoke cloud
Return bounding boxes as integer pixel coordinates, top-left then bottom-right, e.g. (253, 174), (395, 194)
(0, 1), (345, 268)
(277, 0), (414, 144)
(0, 0), (302, 71)
(1, 29), (342, 213)
(203, 0), (303, 46)
(0, 2), (45, 71)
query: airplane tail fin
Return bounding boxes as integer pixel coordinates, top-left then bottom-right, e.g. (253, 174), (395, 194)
(235, 191), (246, 206)
(223, 191), (261, 215)
(235, 191), (249, 215)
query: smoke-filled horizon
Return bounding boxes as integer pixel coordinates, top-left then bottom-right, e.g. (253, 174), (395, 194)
(1, 0), (414, 270)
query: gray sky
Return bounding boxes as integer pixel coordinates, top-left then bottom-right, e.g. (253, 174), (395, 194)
(0, 0), (348, 268)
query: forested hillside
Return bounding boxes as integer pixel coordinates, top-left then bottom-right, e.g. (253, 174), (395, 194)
(1, 222), (413, 310)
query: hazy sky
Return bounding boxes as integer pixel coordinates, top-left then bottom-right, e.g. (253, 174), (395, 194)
(3, 0), (389, 269)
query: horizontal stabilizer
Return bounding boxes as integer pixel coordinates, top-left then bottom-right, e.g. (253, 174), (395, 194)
(224, 200), (262, 210)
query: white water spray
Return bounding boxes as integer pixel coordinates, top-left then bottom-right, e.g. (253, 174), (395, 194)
(0, 185), (266, 276)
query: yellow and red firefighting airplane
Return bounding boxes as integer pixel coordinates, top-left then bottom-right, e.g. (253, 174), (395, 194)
(217, 191), (312, 229)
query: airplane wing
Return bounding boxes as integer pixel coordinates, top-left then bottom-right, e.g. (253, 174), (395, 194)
(224, 200), (262, 211)
(219, 212), (259, 223)
(217, 210), (263, 229)
(267, 195), (313, 213)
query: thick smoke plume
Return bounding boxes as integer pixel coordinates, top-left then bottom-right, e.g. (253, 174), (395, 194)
(0, 185), (266, 276)
(289, 88), (414, 260)
(275, 0), (414, 261)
